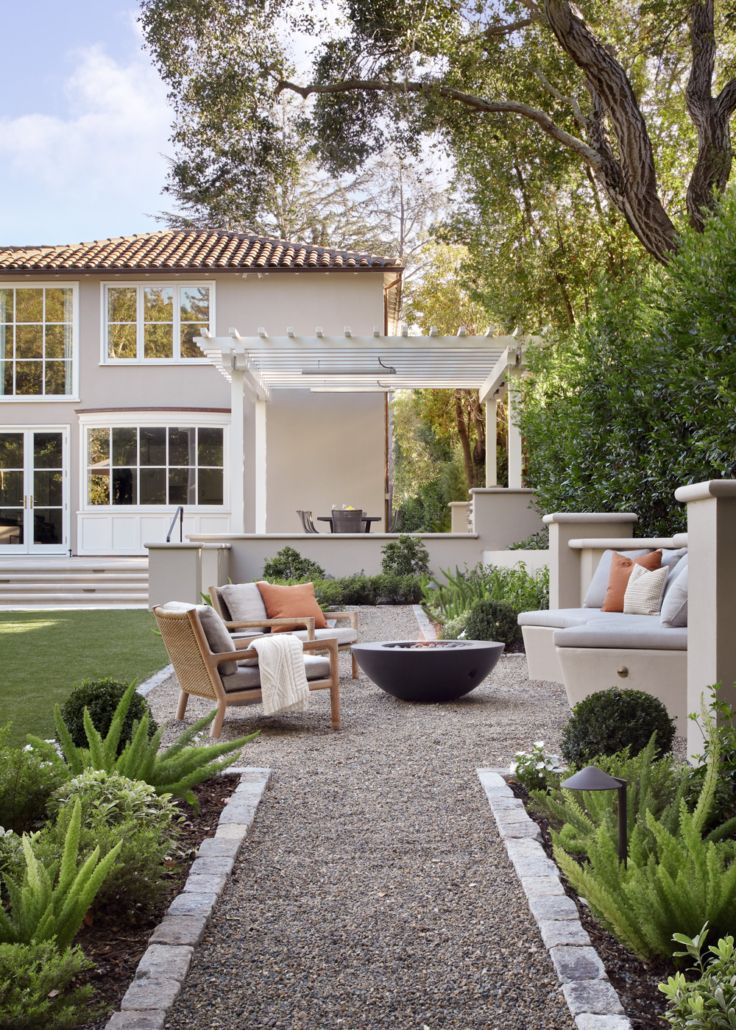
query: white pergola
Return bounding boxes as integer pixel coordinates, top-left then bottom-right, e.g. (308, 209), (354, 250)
(196, 328), (535, 532)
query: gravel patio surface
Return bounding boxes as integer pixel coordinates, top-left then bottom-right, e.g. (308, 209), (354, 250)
(147, 606), (574, 1030)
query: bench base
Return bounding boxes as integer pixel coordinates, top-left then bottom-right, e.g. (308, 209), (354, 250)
(557, 646), (687, 731)
(521, 626), (565, 684)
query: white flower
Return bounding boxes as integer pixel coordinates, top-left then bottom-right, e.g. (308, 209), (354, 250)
(509, 762), (518, 774)
(534, 741), (545, 749)
(515, 750), (527, 758)
(22, 744), (33, 752)
(536, 761), (546, 770)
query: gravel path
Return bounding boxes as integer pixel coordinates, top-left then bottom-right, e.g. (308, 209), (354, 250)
(148, 607), (574, 1030)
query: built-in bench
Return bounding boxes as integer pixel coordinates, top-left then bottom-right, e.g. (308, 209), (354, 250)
(519, 522), (689, 730)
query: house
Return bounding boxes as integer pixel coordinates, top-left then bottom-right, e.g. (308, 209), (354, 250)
(0, 230), (403, 557)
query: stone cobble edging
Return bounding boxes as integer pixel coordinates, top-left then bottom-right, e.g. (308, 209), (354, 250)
(105, 767), (271, 1030)
(477, 769), (633, 1030)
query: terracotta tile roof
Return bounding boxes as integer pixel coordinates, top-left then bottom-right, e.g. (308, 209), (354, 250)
(0, 230), (402, 275)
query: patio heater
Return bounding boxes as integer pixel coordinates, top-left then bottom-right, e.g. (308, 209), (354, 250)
(560, 766), (629, 867)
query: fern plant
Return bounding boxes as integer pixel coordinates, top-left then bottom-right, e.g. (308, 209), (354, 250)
(28, 683), (257, 808)
(552, 714), (736, 960)
(0, 799), (120, 949)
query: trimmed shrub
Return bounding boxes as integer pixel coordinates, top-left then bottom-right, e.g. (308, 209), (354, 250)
(262, 546), (325, 581)
(381, 535), (430, 577)
(0, 941), (94, 1029)
(561, 688), (675, 767)
(38, 770), (180, 923)
(464, 599), (520, 647)
(60, 678), (157, 754)
(0, 726), (68, 833)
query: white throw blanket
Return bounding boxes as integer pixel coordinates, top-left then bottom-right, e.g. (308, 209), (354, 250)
(250, 634), (310, 715)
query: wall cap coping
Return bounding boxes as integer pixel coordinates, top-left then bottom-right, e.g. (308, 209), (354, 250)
(145, 543), (233, 551)
(184, 532), (480, 541)
(449, 501), (471, 507)
(543, 513), (638, 525)
(675, 480), (736, 503)
(469, 488), (535, 495)
(567, 537), (676, 550)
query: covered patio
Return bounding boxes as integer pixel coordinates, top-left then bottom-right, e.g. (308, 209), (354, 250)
(194, 327), (536, 534)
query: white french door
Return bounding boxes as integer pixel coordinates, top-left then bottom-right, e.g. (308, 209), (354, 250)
(0, 427), (69, 554)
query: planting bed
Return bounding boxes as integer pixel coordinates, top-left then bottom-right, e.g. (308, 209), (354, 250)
(80, 775), (236, 1029)
(510, 782), (670, 1029)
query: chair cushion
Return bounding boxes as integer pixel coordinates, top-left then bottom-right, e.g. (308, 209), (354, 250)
(221, 654), (331, 693)
(602, 550), (662, 612)
(256, 581), (328, 631)
(623, 564), (668, 615)
(196, 605), (237, 675)
(220, 582), (268, 622)
(661, 565), (688, 628)
(158, 602), (237, 675)
(583, 549), (653, 608)
(518, 607), (614, 629)
(554, 618), (687, 651)
(291, 627), (358, 645)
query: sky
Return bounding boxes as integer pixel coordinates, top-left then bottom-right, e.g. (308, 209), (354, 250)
(0, 1), (173, 244)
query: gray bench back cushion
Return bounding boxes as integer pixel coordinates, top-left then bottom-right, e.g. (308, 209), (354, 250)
(661, 563), (688, 627)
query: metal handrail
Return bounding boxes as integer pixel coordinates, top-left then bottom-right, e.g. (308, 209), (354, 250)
(166, 506), (184, 543)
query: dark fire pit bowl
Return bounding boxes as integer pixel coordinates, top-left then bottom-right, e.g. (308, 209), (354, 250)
(352, 640), (505, 703)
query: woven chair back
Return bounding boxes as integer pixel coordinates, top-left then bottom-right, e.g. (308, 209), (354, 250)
(153, 607), (219, 701)
(331, 508), (363, 533)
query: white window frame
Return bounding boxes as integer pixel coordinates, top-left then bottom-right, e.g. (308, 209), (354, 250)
(0, 282), (80, 403)
(78, 410), (229, 513)
(100, 281), (216, 364)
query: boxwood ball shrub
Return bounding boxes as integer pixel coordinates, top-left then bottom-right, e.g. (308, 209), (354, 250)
(464, 599), (521, 648)
(60, 678), (157, 754)
(262, 546), (325, 582)
(561, 688), (676, 767)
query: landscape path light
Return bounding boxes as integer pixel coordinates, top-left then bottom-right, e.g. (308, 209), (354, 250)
(561, 766), (629, 867)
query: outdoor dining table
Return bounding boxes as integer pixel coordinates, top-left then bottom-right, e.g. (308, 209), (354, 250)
(317, 515), (382, 533)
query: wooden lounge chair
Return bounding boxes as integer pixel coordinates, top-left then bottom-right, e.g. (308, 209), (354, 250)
(209, 582), (360, 679)
(153, 603), (340, 738)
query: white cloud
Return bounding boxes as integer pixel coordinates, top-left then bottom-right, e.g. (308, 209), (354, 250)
(0, 44), (173, 242)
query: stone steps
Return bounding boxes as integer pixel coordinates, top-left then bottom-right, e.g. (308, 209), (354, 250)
(0, 559), (149, 609)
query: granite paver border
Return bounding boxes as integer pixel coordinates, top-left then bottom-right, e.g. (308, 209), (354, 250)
(104, 767), (271, 1030)
(477, 768), (633, 1030)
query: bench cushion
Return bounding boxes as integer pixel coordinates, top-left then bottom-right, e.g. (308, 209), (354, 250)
(222, 654), (331, 692)
(518, 608), (614, 629)
(661, 565), (688, 628)
(220, 582), (268, 622)
(554, 618), (687, 651)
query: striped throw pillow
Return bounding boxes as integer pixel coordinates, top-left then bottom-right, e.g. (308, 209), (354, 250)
(623, 564), (669, 616)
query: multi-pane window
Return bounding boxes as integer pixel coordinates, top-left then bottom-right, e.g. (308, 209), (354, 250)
(0, 286), (74, 396)
(86, 426), (224, 506)
(105, 284), (212, 361)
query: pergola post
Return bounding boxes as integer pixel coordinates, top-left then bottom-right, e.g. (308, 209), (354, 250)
(254, 398), (267, 533)
(506, 374), (523, 489)
(229, 368), (245, 534)
(485, 398), (497, 487)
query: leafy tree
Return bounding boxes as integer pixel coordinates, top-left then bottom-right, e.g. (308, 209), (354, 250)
(518, 186), (736, 534)
(140, 0), (736, 264)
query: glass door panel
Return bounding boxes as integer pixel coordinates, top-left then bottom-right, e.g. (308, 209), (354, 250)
(0, 432), (24, 547)
(32, 432), (64, 547)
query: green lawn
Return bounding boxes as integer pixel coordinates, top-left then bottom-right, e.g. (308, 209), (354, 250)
(0, 610), (169, 744)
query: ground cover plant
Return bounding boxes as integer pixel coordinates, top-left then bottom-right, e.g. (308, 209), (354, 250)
(0, 725), (68, 833)
(424, 562), (548, 641)
(0, 611), (168, 744)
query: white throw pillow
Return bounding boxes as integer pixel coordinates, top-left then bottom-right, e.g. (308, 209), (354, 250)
(660, 566), (688, 627)
(220, 582), (268, 622)
(623, 564), (668, 615)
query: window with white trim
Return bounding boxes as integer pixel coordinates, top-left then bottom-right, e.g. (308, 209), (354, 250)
(0, 286), (75, 396)
(104, 284), (212, 361)
(86, 425), (224, 506)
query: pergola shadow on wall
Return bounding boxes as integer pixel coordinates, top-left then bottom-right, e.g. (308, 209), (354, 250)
(195, 327), (539, 533)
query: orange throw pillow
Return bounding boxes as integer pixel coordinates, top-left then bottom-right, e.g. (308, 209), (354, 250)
(256, 581), (328, 632)
(601, 551), (663, 612)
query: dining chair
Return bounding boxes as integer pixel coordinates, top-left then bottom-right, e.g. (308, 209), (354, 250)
(331, 508), (364, 533)
(296, 509), (319, 533)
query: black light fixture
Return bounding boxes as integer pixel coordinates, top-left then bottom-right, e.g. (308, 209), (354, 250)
(561, 766), (629, 866)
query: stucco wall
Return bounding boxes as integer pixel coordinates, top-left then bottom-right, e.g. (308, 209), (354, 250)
(0, 270), (387, 551)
